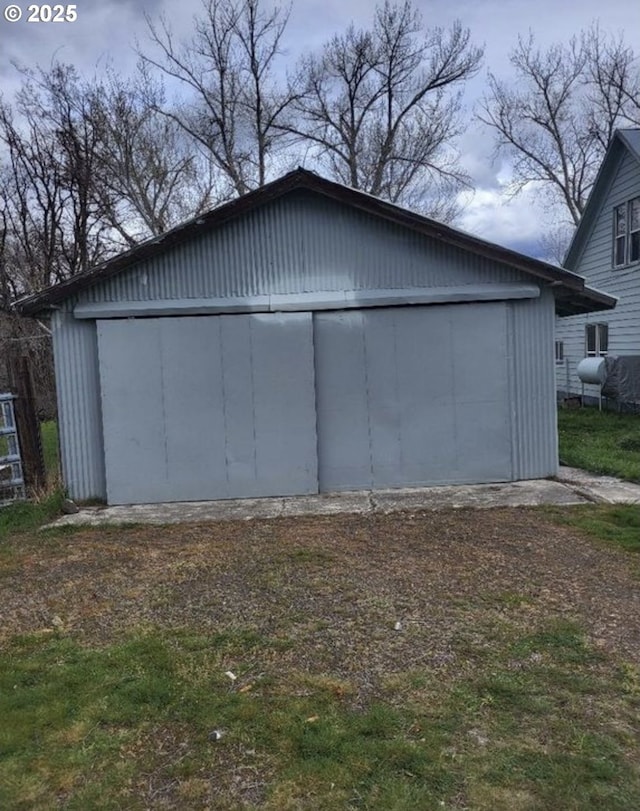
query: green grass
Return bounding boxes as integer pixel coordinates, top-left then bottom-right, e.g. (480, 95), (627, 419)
(0, 434), (11, 458)
(558, 407), (640, 482)
(1, 414), (639, 807)
(549, 504), (640, 553)
(0, 422), (58, 479)
(0, 490), (65, 541)
(40, 420), (59, 477)
(1, 621), (638, 810)
(0, 422), (62, 540)
(2, 506), (640, 808)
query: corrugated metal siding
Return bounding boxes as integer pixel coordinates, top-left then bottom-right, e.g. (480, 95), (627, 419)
(54, 188), (561, 501)
(556, 148), (640, 395)
(511, 289), (558, 478)
(54, 292), (559, 503)
(78, 191), (524, 305)
(52, 306), (106, 501)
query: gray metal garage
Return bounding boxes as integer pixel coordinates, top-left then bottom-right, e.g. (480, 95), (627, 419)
(17, 170), (615, 504)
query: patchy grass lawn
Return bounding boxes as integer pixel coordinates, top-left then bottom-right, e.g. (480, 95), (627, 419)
(551, 504), (640, 553)
(40, 420), (59, 479)
(0, 490), (64, 541)
(1, 508), (640, 809)
(558, 407), (640, 482)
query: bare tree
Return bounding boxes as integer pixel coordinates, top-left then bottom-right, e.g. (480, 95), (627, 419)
(1, 62), (213, 416)
(40, 65), (112, 275)
(0, 165), (57, 418)
(0, 63), (113, 294)
(480, 26), (640, 226)
(0, 186), (13, 309)
(0, 59), (214, 297)
(538, 223), (574, 266)
(140, 0), (297, 196)
(0, 99), (70, 293)
(284, 1), (483, 217)
(90, 68), (218, 245)
(583, 26), (640, 142)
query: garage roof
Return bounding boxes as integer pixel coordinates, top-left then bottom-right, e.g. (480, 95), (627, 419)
(15, 168), (616, 318)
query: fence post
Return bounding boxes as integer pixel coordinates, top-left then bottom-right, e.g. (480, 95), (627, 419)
(8, 355), (46, 491)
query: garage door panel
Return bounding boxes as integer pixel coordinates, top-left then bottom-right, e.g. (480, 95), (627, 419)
(364, 312), (402, 483)
(98, 320), (168, 504)
(452, 304), (508, 401)
(315, 312), (372, 490)
(396, 309), (454, 408)
(315, 408), (371, 490)
(400, 404), (456, 469)
(251, 313), (318, 496)
(161, 318), (228, 498)
(218, 317), (260, 497)
(315, 304), (512, 491)
(99, 303), (514, 504)
(453, 401), (512, 480)
(98, 313), (317, 504)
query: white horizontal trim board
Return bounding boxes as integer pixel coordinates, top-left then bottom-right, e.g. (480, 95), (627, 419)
(73, 284), (540, 319)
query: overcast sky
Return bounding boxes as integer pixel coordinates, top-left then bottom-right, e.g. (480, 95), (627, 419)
(1, 0), (639, 256)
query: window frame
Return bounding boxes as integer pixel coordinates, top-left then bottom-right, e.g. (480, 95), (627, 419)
(630, 197), (640, 264)
(585, 323), (608, 358)
(554, 340), (564, 364)
(613, 196), (640, 268)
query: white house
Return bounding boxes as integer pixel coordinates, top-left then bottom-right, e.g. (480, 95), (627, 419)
(556, 129), (640, 406)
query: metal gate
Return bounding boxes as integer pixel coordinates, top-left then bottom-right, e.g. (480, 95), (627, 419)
(0, 394), (26, 505)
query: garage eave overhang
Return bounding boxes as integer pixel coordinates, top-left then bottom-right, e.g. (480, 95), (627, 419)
(554, 284), (618, 317)
(73, 284), (541, 319)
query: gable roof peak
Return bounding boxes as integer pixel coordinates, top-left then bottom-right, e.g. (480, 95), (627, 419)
(564, 127), (640, 270)
(615, 128), (640, 163)
(14, 168), (615, 318)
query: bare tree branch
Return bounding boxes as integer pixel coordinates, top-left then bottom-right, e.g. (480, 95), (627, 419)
(139, 0), (298, 195)
(480, 25), (640, 225)
(282, 0), (482, 218)
(90, 66), (217, 241)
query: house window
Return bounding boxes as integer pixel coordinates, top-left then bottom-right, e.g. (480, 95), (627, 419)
(585, 323), (608, 357)
(614, 197), (640, 267)
(631, 198), (640, 263)
(555, 340), (564, 364)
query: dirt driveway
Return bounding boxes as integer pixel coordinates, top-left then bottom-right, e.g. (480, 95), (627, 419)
(3, 507), (640, 676)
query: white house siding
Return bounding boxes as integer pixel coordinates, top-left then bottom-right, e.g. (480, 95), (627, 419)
(556, 148), (640, 398)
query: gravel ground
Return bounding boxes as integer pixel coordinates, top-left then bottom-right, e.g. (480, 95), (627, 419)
(3, 507), (640, 683)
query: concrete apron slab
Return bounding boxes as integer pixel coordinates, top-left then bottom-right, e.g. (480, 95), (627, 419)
(555, 466), (640, 505)
(46, 477), (591, 529)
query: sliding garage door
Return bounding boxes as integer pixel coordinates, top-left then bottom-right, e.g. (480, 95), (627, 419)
(97, 313), (317, 504)
(97, 303), (513, 504)
(314, 304), (513, 490)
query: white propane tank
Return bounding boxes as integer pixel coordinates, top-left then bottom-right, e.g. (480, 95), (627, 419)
(576, 357), (607, 385)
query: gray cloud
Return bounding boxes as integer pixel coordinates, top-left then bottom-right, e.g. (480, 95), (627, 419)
(1, 0), (638, 249)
